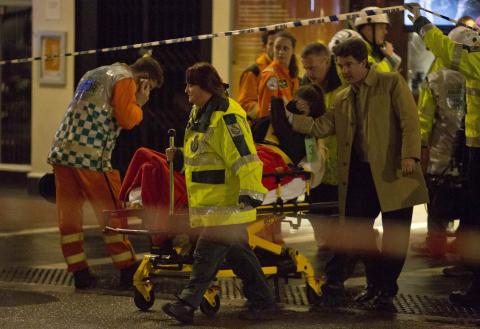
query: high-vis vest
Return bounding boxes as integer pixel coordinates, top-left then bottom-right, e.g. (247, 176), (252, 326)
(48, 63), (132, 171)
(422, 68), (466, 175)
(363, 40), (401, 73)
(183, 95), (267, 228)
(422, 25), (480, 147)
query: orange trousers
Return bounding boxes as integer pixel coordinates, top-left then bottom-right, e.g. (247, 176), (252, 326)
(53, 164), (135, 272)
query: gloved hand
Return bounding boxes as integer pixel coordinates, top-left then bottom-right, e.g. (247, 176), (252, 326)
(284, 101), (296, 124)
(405, 3), (421, 23)
(238, 195), (263, 209)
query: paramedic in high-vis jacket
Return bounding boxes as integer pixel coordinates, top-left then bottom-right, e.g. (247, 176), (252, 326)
(161, 63), (276, 324)
(407, 2), (480, 308)
(47, 56), (164, 289)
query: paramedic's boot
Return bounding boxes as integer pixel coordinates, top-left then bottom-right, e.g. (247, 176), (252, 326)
(73, 268), (96, 289)
(320, 281), (346, 306)
(162, 300), (194, 323)
(238, 303), (279, 321)
(119, 261), (140, 288)
(354, 284), (378, 303)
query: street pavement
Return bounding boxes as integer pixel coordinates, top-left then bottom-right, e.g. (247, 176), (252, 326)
(0, 186), (478, 328)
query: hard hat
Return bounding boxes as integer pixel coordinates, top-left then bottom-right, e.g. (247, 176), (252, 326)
(328, 29), (363, 51)
(448, 26), (480, 47)
(354, 6), (390, 27)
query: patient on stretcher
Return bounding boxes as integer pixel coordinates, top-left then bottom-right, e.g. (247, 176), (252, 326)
(118, 84), (326, 250)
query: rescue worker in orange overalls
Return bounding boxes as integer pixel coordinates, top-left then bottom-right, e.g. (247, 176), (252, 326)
(47, 56), (164, 289)
(256, 30), (299, 243)
(238, 30), (276, 121)
(257, 30), (299, 121)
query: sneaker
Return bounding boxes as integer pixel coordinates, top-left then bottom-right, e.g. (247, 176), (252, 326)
(238, 303), (279, 321)
(162, 300), (195, 323)
(119, 261), (140, 288)
(73, 268), (96, 289)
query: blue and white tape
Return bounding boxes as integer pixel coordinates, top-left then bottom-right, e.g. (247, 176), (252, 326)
(0, 5), (405, 66)
(2, 4), (477, 66)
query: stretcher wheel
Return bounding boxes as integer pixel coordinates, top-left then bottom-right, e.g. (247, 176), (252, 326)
(200, 294), (220, 316)
(134, 288), (155, 311)
(306, 285), (322, 305)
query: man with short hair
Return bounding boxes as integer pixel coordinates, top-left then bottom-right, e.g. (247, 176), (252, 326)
(238, 31), (276, 120)
(287, 39), (428, 308)
(300, 42), (343, 251)
(48, 55), (164, 289)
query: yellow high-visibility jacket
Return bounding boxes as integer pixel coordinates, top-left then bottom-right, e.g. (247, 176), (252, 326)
(183, 95), (266, 228)
(421, 24), (480, 147)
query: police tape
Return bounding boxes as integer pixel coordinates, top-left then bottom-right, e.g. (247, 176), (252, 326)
(416, 6), (480, 32)
(1, 4), (476, 66)
(0, 5), (405, 66)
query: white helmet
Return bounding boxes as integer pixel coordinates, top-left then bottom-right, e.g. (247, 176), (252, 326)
(448, 26), (480, 47)
(354, 6), (390, 27)
(328, 29), (363, 51)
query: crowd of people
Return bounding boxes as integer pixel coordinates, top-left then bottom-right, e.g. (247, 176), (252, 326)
(44, 3), (480, 324)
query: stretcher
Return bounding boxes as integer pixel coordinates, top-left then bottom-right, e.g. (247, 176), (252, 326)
(103, 130), (338, 316)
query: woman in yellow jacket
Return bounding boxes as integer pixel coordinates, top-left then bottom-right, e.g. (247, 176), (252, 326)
(162, 63), (276, 323)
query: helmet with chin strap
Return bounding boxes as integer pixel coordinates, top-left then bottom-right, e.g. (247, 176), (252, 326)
(354, 6), (390, 27)
(328, 29), (363, 52)
(448, 26), (480, 47)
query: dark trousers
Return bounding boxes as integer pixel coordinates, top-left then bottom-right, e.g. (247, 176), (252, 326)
(179, 224), (274, 308)
(460, 147), (480, 287)
(325, 152), (413, 295)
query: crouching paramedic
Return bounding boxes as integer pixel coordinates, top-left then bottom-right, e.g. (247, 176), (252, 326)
(47, 55), (164, 289)
(161, 62), (276, 323)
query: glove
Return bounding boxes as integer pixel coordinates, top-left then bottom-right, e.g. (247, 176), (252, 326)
(404, 3), (421, 23)
(238, 195), (263, 209)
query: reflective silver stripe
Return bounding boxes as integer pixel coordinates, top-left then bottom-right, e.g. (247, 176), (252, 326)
(54, 140), (102, 158)
(466, 137), (480, 147)
(419, 23), (434, 38)
(111, 250), (134, 263)
(61, 232), (84, 244)
(190, 205), (252, 217)
(239, 189), (265, 202)
(451, 43), (463, 71)
(103, 234), (124, 244)
(66, 252), (87, 265)
(232, 154), (260, 174)
(184, 154), (224, 166)
(466, 87), (480, 97)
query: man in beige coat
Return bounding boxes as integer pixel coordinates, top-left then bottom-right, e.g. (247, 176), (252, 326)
(286, 39), (428, 308)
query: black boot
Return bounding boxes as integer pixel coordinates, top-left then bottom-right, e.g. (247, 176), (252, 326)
(73, 268), (96, 289)
(449, 278), (480, 308)
(238, 303), (279, 321)
(354, 284), (378, 303)
(162, 300), (195, 323)
(320, 281), (346, 306)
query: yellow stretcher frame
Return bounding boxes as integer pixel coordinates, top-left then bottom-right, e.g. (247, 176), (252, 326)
(103, 170), (338, 315)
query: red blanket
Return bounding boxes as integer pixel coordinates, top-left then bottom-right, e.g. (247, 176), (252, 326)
(119, 146), (294, 208)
